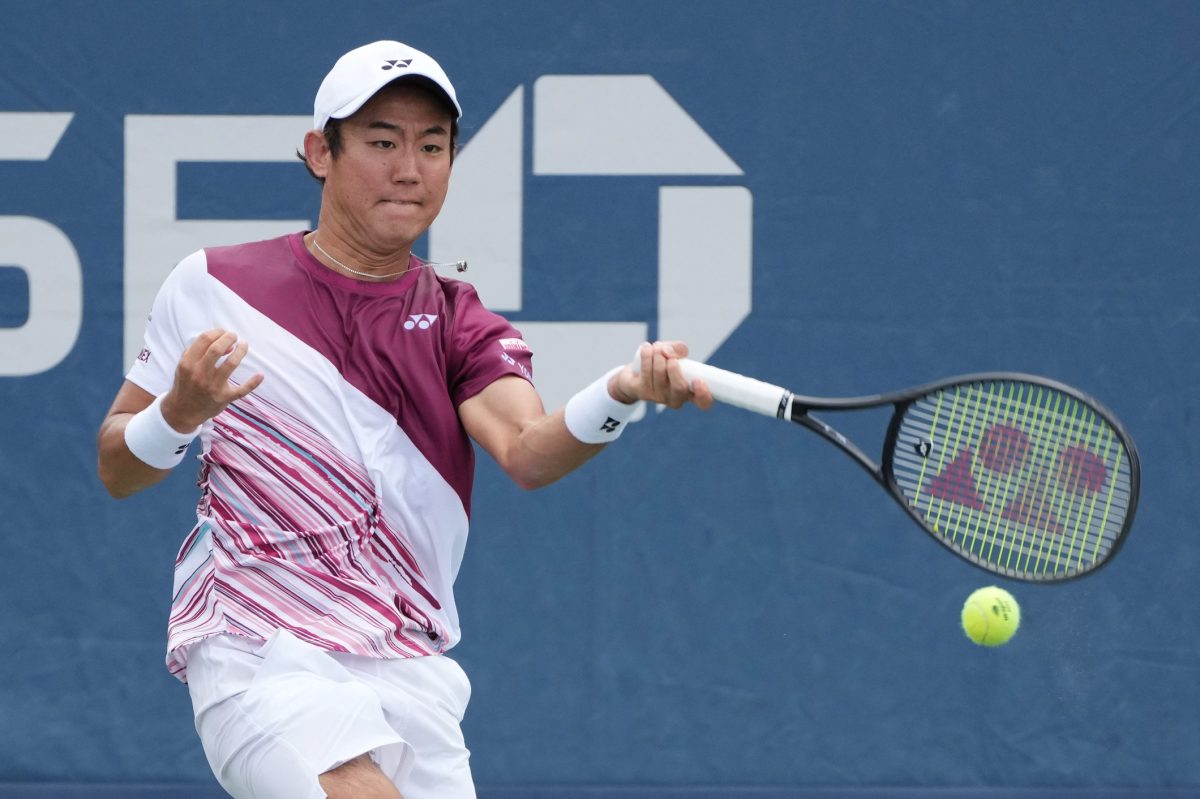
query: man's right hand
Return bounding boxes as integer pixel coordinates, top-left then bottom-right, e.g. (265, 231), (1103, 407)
(160, 328), (264, 432)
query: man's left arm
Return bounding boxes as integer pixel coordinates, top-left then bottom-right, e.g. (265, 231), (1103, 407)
(458, 341), (712, 490)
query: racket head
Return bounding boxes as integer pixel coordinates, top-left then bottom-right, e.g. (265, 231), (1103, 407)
(882, 374), (1140, 582)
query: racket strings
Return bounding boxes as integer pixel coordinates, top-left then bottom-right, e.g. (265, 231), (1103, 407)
(891, 380), (1134, 579)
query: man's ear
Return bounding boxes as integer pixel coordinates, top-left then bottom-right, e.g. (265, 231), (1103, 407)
(303, 129), (332, 179)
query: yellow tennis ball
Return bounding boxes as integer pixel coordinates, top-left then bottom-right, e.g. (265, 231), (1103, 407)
(961, 586), (1021, 646)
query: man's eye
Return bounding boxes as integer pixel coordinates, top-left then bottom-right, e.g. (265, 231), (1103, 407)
(371, 140), (396, 149)
(422, 144), (443, 154)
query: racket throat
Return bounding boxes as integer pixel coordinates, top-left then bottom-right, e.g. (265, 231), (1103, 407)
(778, 391), (794, 420)
(792, 407), (886, 483)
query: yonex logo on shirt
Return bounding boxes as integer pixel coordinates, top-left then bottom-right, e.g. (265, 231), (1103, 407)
(404, 314), (437, 330)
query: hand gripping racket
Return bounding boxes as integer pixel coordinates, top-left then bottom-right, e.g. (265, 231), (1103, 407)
(674, 360), (1140, 582)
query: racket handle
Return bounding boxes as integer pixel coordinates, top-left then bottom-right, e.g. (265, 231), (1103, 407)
(631, 353), (793, 419)
(679, 359), (793, 419)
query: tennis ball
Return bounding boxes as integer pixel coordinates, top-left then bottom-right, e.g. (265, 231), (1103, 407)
(961, 586), (1021, 646)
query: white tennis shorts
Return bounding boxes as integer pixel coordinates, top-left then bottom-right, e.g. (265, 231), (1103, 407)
(184, 629), (475, 799)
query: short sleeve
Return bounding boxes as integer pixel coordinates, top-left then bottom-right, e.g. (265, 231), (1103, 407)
(125, 250), (212, 396)
(447, 283), (534, 406)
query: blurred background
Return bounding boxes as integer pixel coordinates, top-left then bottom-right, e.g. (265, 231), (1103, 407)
(1, 1), (1197, 796)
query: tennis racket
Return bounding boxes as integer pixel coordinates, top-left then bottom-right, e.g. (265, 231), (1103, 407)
(675, 360), (1140, 582)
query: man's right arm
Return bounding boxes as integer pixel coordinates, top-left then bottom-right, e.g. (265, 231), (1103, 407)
(96, 381), (175, 499)
(96, 329), (263, 499)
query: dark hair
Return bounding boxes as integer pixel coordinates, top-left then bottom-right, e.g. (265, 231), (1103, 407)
(297, 79), (460, 183)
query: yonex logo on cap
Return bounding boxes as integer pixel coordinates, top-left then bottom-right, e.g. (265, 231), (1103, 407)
(382, 59), (413, 71)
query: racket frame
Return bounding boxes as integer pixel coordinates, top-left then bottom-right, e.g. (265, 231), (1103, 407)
(678, 360), (1141, 582)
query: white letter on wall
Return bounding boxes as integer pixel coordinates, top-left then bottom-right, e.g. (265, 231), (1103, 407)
(0, 113), (81, 376)
(123, 115), (310, 369)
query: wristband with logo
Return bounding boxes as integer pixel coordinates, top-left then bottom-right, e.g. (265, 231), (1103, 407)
(564, 367), (642, 444)
(123, 394), (201, 470)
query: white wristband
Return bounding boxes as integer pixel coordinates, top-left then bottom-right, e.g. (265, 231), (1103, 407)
(564, 367), (643, 444)
(124, 394), (201, 470)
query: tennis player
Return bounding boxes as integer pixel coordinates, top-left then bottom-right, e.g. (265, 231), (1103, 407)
(96, 40), (710, 799)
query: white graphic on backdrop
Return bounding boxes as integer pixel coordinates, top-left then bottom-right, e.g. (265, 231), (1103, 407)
(0, 79), (749, 407)
(123, 115), (312, 371)
(0, 113), (82, 376)
(430, 76), (752, 410)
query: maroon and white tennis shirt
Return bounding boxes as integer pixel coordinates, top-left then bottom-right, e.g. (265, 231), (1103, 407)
(126, 232), (533, 682)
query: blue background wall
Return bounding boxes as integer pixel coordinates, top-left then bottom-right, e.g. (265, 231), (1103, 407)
(1, 0), (1197, 794)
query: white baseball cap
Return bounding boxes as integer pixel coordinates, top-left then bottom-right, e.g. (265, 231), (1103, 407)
(313, 40), (462, 131)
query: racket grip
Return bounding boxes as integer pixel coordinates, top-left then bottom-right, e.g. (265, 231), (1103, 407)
(631, 352), (792, 419)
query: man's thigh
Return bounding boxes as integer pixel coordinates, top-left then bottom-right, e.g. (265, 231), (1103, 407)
(320, 754), (405, 799)
(184, 631), (475, 799)
(186, 632), (406, 799)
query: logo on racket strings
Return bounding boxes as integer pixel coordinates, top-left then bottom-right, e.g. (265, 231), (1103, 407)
(924, 422), (1111, 535)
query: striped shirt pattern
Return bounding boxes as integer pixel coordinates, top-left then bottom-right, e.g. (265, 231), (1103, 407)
(127, 233), (532, 681)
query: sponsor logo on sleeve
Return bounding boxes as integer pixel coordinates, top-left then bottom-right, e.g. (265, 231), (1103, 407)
(499, 350), (532, 381)
(499, 337), (530, 352)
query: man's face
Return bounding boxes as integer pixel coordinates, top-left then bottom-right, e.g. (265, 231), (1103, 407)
(312, 82), (455, 255)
